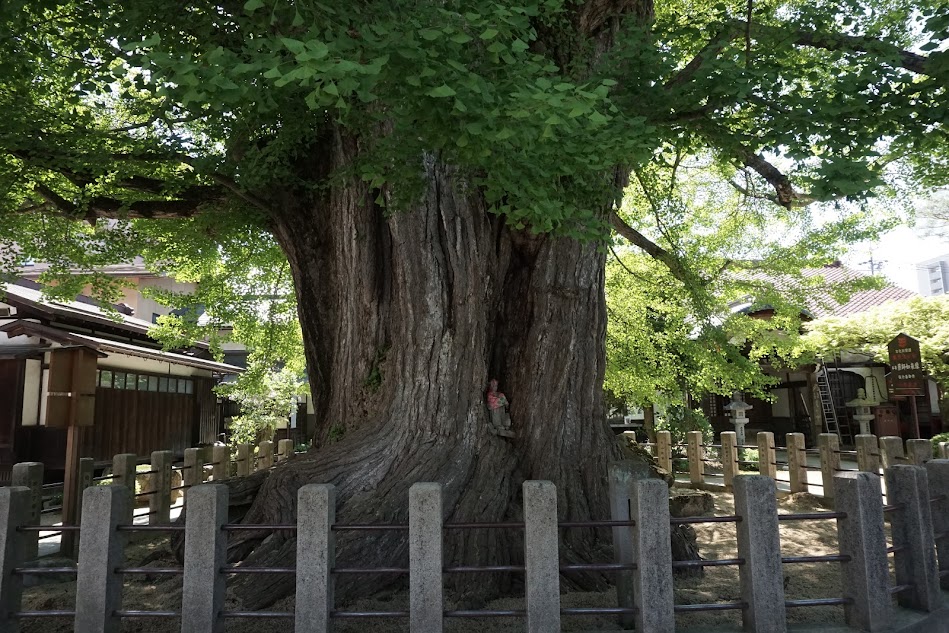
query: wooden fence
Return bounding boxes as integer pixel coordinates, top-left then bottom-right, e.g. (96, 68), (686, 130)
(0, 460), (947, 632)
(7, 439), (301, 557)
(647, 430), (947, 497)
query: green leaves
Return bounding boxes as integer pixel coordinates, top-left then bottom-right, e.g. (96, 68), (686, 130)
(427, 84), (456, 98)
(1, 0), (947, 368)
(280, 37), (306, 55)
(800, 295), (949, 391)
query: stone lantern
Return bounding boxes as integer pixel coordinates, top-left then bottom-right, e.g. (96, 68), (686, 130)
(724, 391), (753, 448)
(845, 388), (875, 436)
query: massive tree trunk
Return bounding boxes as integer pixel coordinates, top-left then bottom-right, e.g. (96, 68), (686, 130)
(220, 130), (624, 607)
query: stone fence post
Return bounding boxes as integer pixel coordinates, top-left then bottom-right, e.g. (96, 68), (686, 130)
(183, 447), (204, 489)
(181, 485), (228, 633)
(150, 451), (173, 525)
(855, 435), (880, 475)
(630, 478), (675, 632)
(277, 439), (295, 463)
(786, 433), (808, 493)
(884, 465), (940, 611)
(236, 443), (252, 477)
(0, 486), (31, 630)
(907, 439), (933, 466)
(257, 440), (274, 471)
(687, 431), (704, 487)
(523, 481), (560, 633)
(938, 442), (948, 459)
(818, 434), (841, 499)
(834, 472), (891, 631)
(74, 486), (132, 633)
(11, 462), (42, 560)
(410, 483), (443, 633)
(111, 453), (138, 524)
(734, 475), (787, 633)
(924, 459), (949, 590)
(721, 431), (738, 490)
(757, 432), (776, 480)
(295, 484), (336, 633)
(656, 431), (672, 474)
(211, 445), (229, 481)
(879, 436), (905, 469)
(112, 453), (137, 494)
(608, 461), (637, 629)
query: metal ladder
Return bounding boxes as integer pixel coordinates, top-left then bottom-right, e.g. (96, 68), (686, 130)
(816, 362), (842, 439)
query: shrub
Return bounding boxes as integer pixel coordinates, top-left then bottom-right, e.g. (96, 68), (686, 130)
(655, 405), (713, 447)
(932, 432), (949, 455)
(738, 448), (760, 472)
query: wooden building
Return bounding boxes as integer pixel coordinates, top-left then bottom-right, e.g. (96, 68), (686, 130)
(0, 281), (241, 481)
(702, 263), (942, 446)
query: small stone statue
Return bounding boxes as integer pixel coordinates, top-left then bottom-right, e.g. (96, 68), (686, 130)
(486, 378), (515, 438)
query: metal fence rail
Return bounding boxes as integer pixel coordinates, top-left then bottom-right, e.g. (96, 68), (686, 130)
(1, 452), (946, 632)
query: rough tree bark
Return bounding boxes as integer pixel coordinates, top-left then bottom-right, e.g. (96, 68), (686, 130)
(213, 129), (626, 607)
(197, 0), (690, 609)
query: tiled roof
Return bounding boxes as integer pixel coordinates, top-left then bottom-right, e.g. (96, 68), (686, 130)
(0, 320), (242, 374)
(734, 263), (917, 319)
(800, 265), (916, 318)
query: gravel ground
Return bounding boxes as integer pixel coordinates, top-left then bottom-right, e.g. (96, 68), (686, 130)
(19, 490), (889, 632)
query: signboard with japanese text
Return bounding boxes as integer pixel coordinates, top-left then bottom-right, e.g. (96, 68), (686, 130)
(887, 333), (925, 396)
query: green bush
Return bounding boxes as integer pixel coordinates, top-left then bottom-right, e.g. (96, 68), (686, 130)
(96, 463), (153, 496)
(932, 432), (949, 455)
(655, 405), (713, 447)
(739, 448), (760, 472)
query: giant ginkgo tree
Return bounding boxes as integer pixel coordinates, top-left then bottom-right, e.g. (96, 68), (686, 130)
(1, 0), (946, 606)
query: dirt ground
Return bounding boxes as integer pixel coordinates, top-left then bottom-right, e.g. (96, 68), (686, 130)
(19, 490), (891, 632)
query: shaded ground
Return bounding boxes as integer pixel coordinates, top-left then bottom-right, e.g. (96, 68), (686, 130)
(19, 490), (891, 632)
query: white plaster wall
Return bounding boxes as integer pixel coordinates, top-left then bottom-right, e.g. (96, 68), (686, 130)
(21, 359), (41, 426)
(96, 352), (212, 378)
(136, 277), (197, 322)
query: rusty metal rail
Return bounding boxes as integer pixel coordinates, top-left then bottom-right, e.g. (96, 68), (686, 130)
(674, 601), (747, 612)
(782, 554), (851, 564)
(786, 598), (851, 607)
(671, 515), (742, 525)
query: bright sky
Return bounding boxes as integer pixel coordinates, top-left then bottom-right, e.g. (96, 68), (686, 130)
(843, 226), (949, 292)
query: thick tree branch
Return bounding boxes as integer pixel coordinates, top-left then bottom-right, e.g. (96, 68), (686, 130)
(756, 22), (930, 75)
(738, 150), (797, 207)
(34, 183), (81, 216)
(12, 145), (274, 217)
(86, 195), (215, 219)
(664, 28), (738, 90)
(665, 20), (932, 91)
(609, 211), (692, 283)
(32, 183), (219, 221)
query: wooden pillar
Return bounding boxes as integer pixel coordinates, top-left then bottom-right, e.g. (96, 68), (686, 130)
(787, 433), (808, 494)
(721, 431), (738, 490)
(757, 432), (777, 480)
(656, 430), (672, 474)
(235, 443), (252, 477)
(818, 433), (841, 499)
(61, 424), (83, 557)
(687, 430), (704, 487)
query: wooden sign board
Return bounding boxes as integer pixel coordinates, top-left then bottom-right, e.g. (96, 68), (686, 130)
(887, 333), (925, 396)
(46, 347), (98, 427)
